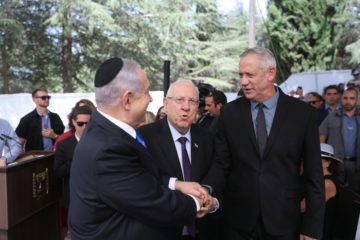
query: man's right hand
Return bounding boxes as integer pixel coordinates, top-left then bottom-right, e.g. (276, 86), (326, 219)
(0, 157), (7, 167)
(175, 181), (210, 204)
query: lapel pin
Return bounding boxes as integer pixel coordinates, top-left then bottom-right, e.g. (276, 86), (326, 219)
(194, 143), (198, 148)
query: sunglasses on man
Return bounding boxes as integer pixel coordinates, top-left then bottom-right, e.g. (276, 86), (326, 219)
(76, 121), (88, 127)
(35, 96), (51, 100)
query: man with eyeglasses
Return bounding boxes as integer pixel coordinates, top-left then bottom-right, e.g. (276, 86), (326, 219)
(138, 80), (218, 240)
(16, 88), (64, 152)
(54, 105), (92, 239)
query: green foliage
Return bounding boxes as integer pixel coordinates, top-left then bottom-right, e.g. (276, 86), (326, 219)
(267, 0), (347, 83)
(0, 0), (254, 93)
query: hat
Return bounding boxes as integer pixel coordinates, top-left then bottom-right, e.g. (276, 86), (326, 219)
(320, 143), (342, 163)
(95, 58), (124, 87)
(352, 66), (360, 76)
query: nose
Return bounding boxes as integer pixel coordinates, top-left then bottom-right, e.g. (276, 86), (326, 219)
(180, 101), (191, 110)
(240, 76), (249, 86)
(148, 93), (153, 102)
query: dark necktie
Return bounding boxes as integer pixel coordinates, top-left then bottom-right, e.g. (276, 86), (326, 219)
(177, 137), (196, 237)
(256, 103), (267, 157)
(177, 137), (191, 181)
(136, 131), (147, 148)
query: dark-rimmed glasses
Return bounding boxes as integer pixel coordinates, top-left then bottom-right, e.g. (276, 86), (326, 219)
(35, 96), (51, 100)
(76, 121), (88, 127)
(167, 97), (199, 106)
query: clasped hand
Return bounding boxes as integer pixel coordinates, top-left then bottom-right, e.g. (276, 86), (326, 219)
(175, 181), (217, 218)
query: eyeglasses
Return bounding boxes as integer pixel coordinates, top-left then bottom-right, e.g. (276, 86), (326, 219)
(167, 97), (199, 106)
(35, 96), (51, 100)
(76, 121), (88, 127)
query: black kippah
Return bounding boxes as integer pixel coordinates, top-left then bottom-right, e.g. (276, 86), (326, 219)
(95, 58), (124, 87)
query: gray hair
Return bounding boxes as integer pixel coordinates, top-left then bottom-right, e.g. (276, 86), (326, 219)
(95, 59), (142, 107)
(240, 47), (277, 71)
(166, 80), (199, 98)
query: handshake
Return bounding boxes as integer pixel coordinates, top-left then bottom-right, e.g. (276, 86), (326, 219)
(175, 181), (218, 218)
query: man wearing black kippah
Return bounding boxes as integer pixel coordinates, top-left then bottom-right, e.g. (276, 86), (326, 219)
(69, 58), (212, 240)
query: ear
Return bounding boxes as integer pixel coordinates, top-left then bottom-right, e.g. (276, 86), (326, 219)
(268, 66), (276, 82)
(122, 90), (133, 111)
(71, 118), (77, 127)
(216, 103), (223, 110)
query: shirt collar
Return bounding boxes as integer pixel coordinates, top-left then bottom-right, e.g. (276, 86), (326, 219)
(250, 86), (279, 110)
(167, 119), (191, 143)
(36, 109), (49, 117)
(97, 109), (136, 139)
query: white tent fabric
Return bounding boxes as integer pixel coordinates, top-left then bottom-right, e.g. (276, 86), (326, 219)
(279, 69), (352, 95)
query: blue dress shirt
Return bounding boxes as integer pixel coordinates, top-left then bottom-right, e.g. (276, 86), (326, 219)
(250, 87), (280, 136)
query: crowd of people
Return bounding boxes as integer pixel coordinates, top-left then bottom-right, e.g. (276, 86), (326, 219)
(0, 48), (359, 240)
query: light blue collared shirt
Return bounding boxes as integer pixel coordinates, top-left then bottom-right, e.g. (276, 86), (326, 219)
(250, 87), (280, 136)
(36, 109), (53, 151)
(324, 103), (341, 113)
(342, 113), (357, 158)
(0, 118), (22, 163)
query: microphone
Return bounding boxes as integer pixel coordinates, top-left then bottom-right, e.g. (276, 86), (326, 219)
(1, 134), (22, 146)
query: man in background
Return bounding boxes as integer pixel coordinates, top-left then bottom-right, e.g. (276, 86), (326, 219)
(16, 88), (64, 151)
(320, 87), (360, 194)
(322, 85), (341, 113)
(204, 89), (227, 132)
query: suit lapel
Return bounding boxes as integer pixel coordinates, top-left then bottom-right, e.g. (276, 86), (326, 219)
(263, 92), (289, 158)
(240, 99), (259, 154)
(160, 120), (184, 180)
(190, 126), (202, 182)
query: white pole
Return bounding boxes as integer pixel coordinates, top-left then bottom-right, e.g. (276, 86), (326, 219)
(248, 0), (256, 48)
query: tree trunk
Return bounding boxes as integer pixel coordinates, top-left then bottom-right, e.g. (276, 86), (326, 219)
(1, 44), (10, 94)
(61, 8), (73, 93)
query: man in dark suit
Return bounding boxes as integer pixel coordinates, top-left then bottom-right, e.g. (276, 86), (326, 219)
(138, 80), (218, 240)
(69, 58), (211, 240)
(203, 47), (325, 240)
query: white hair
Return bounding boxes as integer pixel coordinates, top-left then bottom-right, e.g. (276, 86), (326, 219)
(240, 47), (277, 71)
(166, 80), (199, 98)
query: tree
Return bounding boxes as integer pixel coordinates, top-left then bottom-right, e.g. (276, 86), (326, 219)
(0, 1), (24, 93)
(266, 0), (347, 83)
(344, 0), (360, 65)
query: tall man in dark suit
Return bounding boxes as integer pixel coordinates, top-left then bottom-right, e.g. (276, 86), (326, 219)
(69, 58), (211, 240)
(138, 80), (218, 240)
(203, 47), (325, 240)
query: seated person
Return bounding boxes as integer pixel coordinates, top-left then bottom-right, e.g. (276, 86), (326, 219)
(0, 118), (22, 166)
